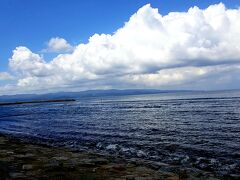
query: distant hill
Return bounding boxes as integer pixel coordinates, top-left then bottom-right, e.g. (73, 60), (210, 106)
(0, 89), (196, 102)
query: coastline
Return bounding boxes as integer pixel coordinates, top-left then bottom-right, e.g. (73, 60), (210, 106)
(0, 99), (76, 106)
(0, 134), (221, 180)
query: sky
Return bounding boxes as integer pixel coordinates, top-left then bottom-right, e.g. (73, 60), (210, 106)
(0, 0), (240, 95)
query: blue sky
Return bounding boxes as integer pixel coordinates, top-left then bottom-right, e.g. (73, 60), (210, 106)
(0, 0), (240, 94)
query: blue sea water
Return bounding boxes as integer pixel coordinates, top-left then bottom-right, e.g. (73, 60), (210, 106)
(0, 90), (240, 176)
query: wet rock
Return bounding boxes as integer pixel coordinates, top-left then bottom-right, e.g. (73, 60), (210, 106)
(44, 159), (62, 170)
(179, 169), (188, 179)
(218, 163), (238, 176)
(9, 172), (25, 179)
(63, 161), (76, 170)
(120, 148), (128, 154)
(158, 165), (178, 174)
(0, 161), (9, 179)
(137, 150), (146, 158)
(53, 156), (69, 161)
(232, 152), (240, 159)
(229, 163), (238, 171)
(136, 176), (161, 180)
(180, 156), (190, 164)
(146, 163), (160, 170)
(0, 156), (14, 162)
(2, 150), (14, 155)
(155, 162), (169, 168)
(79, 159), (96, 167)
(194, 157), (212, 171)
(92, 158), (109, 165)
(199, 163), (211, 170)
(112, 164), (126, 171)
(164, 144), (179, 153)
(22, 164), (33, 170)
(0, 171), (8, 180)
(125, 175), (135, 180)
(206, 177), (220, 180)
(146, 161), (169, 171)
(157, 170), (176, 179)
(173, 159), (182, 165)
(230, 174), (240, 180)
(135, 166), (151, 172)
(104, 164), (126, 171)
(120, 147), (136, 156)
(0, 150), (8, 154)
(209, 158), (221, 169)
(96, 142), (104, 149)
(106, 144), (120, 151)
(14, 153), (35, 160)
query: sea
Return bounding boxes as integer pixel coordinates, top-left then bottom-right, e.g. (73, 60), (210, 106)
(0, 90), (239, 176)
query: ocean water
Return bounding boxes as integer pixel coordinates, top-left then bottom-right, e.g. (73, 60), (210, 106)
(0, 90), (240, 176)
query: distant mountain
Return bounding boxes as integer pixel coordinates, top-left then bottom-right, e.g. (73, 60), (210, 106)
(0, 89), (196, 102)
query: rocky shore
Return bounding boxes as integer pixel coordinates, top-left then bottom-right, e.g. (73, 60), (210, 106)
(0, 135), (221, 180)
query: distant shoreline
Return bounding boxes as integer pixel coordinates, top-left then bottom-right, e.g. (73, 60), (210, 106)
(0, 99), (76, 106)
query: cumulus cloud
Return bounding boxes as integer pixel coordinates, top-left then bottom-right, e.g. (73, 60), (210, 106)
(0, 72), (14, 81)
(44, 37), (74, 53)
(9, 47), (49, 77)
(124, 65), (240, 88)
(1, 3), (240, 94)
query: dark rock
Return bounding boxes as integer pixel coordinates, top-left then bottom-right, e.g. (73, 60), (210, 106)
(146, 162), (169, 170)
(104, 164), (126, 172)
(125, 175), (135, 180)
(9, 172), (25, 179)
(53, 156), (69, 161)
(171, 157), (181, 165)
(62, 161), (77, 170)
(92, 158), (108, 165)
(193, 157), (213, 171)
(78, 159), (96, 167)
(112, 164), (126, 171)
(14, 153), (35, 160)
(0, 161), (9, 179)
(22, 164), (33, 170)
(179, 169), (188, 179)
(44, 159), (63, 171)
(230, 174), (240, 180)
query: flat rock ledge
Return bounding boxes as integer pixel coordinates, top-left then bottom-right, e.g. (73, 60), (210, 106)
(0, 135), (220, 180)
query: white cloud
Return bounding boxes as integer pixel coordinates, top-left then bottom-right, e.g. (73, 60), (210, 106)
(0, 72), (14, 81)
(1, 3), (240, 94)
(9, 47), (49, 77)
(123, 65), (240, 88)
(44, 37), (74, 53)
